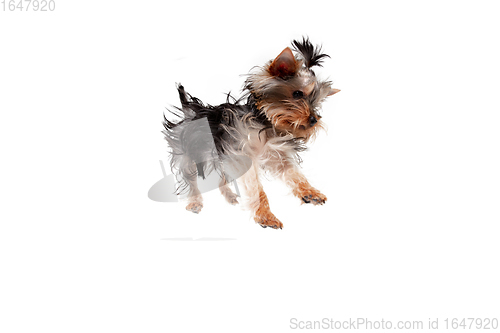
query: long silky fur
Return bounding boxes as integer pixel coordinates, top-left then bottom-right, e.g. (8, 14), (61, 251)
(162, 38), (335, 218)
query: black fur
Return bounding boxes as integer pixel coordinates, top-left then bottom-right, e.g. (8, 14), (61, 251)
(165, 84), (250, 153)
(292, 37), (330, 68)
(163, 85), (259, 190)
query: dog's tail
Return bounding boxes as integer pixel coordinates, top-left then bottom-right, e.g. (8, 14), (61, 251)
(177, 84), (190, 107)
(176, 83), (209, 118)
(163, 84), (194, 131)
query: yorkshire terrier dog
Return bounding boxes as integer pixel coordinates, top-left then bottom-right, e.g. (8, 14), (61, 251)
(163, 37), (340, 229)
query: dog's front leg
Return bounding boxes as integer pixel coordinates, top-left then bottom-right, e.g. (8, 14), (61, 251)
(282, 162), (327, 205)
(240, 164), (283, 229)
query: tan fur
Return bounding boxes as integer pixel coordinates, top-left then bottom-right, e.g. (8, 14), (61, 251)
(282, 164), (327, 205)
(238, 161), (283, 229)
(186, 194), (203, 214)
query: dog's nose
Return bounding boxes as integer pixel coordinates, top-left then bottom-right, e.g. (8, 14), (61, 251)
(309, 116), (318, 126)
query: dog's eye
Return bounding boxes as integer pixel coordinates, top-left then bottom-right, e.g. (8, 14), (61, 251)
(292, 90), (304, 99)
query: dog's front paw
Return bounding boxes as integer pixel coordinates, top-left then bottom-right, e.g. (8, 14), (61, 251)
(254, 212), (283, 229)
(300, 188), (327, 205)
(186, 201), (203, 214)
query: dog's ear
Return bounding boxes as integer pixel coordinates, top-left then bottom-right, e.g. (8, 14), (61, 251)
(328, 88), (341, 96)
(268, 47), (298, 78)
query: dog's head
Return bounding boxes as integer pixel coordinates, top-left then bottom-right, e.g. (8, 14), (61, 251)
(245, 37), (340, 141)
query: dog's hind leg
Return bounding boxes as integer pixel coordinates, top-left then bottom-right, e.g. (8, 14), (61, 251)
(178, 157), (204, 214)
(219, 174), (239, 205)
(185, 184), (203, 214)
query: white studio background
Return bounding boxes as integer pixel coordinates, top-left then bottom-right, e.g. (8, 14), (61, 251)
(1, 1), (499, 332)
